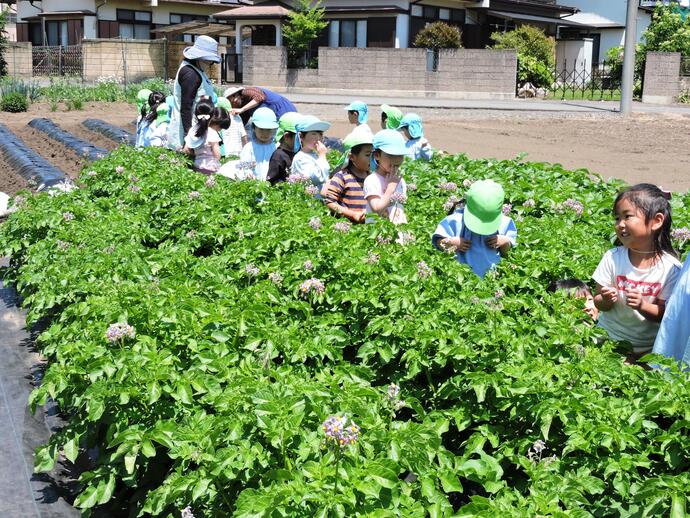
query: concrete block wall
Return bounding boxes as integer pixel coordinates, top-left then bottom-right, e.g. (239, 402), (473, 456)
(83, 39), (166, 83)
(6, 42), (32, 78)
(642, 52), (681, 104)
(242, 46), (517, 99)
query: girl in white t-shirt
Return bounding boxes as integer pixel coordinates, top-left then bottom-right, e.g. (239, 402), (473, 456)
(592, 183), (681, 360)
(363, 129), (409, 225)
(183, 99), (231, 174)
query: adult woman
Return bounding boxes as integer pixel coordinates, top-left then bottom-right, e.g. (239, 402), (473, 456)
(167, 35), (220, 150)
(224, 86), (297, 125)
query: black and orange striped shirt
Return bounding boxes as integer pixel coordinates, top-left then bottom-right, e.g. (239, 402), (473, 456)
(323, 169), (367, 214)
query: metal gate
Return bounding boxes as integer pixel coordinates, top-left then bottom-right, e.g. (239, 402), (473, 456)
(550, 60), (621, 101)
(222, 53), (242, 84)
(32, 45), (83, 77)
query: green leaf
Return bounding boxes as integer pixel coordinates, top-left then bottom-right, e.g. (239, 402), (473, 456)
(34, 443), (58, 473)
(63, 436), (79, 464)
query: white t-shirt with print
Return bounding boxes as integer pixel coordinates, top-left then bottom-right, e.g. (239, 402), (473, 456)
(592, 246), (681, 351)
(222, 114), (247, 156)
(363, 172), (407, 225)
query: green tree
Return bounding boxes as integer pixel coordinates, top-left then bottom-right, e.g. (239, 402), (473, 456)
(282, 0), (328, 68)
(492, 25), (555, 88)
(414, 22), (462, 50)
(0, 9), (9, 77)
(641, 4), (690, 56)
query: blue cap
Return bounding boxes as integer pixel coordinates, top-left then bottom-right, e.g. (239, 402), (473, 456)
(372, 129), (407, 156)
(399, 113), (424, 139)
(345, 101), (368, 124)
(296, 115), (331, 133)
(251, 107), (279, 129)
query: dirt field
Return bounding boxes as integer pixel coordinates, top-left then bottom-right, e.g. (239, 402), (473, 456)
(0, 102), (689, 196)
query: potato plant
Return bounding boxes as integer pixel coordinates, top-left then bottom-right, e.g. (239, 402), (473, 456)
(2, 147), (690, 517)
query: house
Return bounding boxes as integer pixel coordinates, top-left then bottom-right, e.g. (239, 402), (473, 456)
(1, 2), (17, 41)
(14, 0), (240, 46)
(560, 0), (690, 65)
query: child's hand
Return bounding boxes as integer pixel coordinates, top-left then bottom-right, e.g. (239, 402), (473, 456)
(354, 210), (366, 224)
(485, 235), (511, 249)
(316, 141), (328, 156)
(441, 237), (470, 253)
(600, 286), (619, 303)
(624, 288), (644, 309)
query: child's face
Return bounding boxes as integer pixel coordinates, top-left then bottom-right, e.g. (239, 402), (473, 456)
(374, 150), (404, 175)
(301, 131), (323, 151)
(614, 198), (663, 250)
(348, 111), (359, 124)
(254, 127), (274, 144)
(380, 113), (387, 130)
(583, 294), (599, 320)
(281, 132), (296, 150)
(349, 144), (373, 173)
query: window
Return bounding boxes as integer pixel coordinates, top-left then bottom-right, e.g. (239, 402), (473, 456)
(367, 17), (395, 48)
(410, 6), (465, 44)
(340, 20), (357, 47)
(46, 20), (68, 46)
(117, 9), (152, 39)
(170, 13), (209, 42)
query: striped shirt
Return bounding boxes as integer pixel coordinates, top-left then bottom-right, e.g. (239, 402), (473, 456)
(323, 168), (367, 215)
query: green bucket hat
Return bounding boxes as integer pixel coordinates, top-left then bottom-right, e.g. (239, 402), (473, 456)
(136, 89), (152, 113)
(464, 179), (505, 236)
(381, 104), (403, 130)
(338, 127), (374, 168)
(216, 97), (232, 112)
(155, 103), (169, 126)
(275, 112), (302, 143)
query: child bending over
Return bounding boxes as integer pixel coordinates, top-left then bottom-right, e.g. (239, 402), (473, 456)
(432, 180), (517, 278)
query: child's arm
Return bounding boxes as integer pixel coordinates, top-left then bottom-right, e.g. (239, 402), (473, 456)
(367, 176), (400, 215)
(435, 236), (471, 252)
(485, 235), (512, 255)
(420, 139), (433, 161)
(594, 283), (618, 312)
(211, 142), (221, 161)
(242, 135), (249, 146)
(624, 290), (667, 322)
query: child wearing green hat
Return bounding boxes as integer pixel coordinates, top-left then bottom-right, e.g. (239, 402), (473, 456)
(432, 179), (517, 278)
(380, 104), (403, 130)
(216, 96), (247, 157)
(267, 112), (301, 185)
(323, 127), (373, 224)
(364, 129), (408, 225)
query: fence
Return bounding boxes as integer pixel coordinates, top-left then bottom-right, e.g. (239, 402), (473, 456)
(32, 45), (83, 77)
(549, 61), (621, 101)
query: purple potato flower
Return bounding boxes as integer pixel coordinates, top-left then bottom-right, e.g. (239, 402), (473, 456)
(439, 181), (458, 192)
(63, 211), (75, 221)
(300, 278), (325, 296)
(417, 260), (433, 279)
(245, 263), (259, 277)
(188, 191), (201, 201)
(309, 217), (322, 231)
(334, 221), (351, 234)
(672, 227), (690, 243)
(322, 416), (361, 447)
(106, 322), (135, 343)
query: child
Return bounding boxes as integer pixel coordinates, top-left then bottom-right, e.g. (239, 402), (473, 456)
(593, 183), (681, 360)
(230, 107), (278, 181)
(345, 101), (372, 135)
(363, 129), (408, 225)
(323, 128), (373, 224)
(220, 88), (248, 157)
(547, 278), (598, 320)
(291, 115), (331, 192)
(653, 258), (690, 365)
(398, 113), (433, 161)
(135, 88), (153, 147)
(183, 99), (231, 174)
(432, 179), (517, 278)
(143, 102), (170, 148)
(267, 112), (301, 185)
(380, 104), (403, 130)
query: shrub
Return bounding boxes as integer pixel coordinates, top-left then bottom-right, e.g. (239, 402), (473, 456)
(283, 0), (328, 67)
(641, 4), (690, 57)
(1, 91), (28, 112)
(492, 25), (555, 87)
(414, 22), (462, 50)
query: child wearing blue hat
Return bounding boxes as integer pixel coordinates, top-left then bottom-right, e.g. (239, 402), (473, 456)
(345, 100), (372, 136)
(363, 129), (409, 225)
(432, 179), (517, 278)
(399, 113), (433, 161)
(291, 115), (332, 192)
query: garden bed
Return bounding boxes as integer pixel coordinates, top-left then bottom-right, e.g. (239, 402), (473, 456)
(0, 151), (29, 196)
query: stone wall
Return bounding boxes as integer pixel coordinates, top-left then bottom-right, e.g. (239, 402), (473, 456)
(5, 42), (32, 78)
(242, 46), (517, 99)
(642, 52), (681, 104)
(82, 39), (166, 83)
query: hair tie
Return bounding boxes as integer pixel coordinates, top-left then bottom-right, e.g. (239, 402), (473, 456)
(660, 189), (672, 200)
(197, 114), (211, 120)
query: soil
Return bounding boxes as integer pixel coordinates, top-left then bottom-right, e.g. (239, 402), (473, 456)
(0, 152), (28, 196)
(0, 101), (689, 194)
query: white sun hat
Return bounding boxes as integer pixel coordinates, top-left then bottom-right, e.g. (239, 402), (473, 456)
(183, 35), (221, 63)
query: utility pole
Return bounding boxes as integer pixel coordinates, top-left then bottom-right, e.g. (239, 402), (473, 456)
(620, 0), (638, 115)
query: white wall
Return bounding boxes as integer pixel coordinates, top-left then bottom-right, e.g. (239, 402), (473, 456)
(556, 38), (593, 81)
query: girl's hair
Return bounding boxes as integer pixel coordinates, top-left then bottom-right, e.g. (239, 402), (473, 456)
(614, 183), (676, 257)
(547, 278), (592, 297)
(447, 197), (466, 215)
(143, 91), (166, 124)
(213, 107), (232, 131)
(193, 99), (215, 138)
